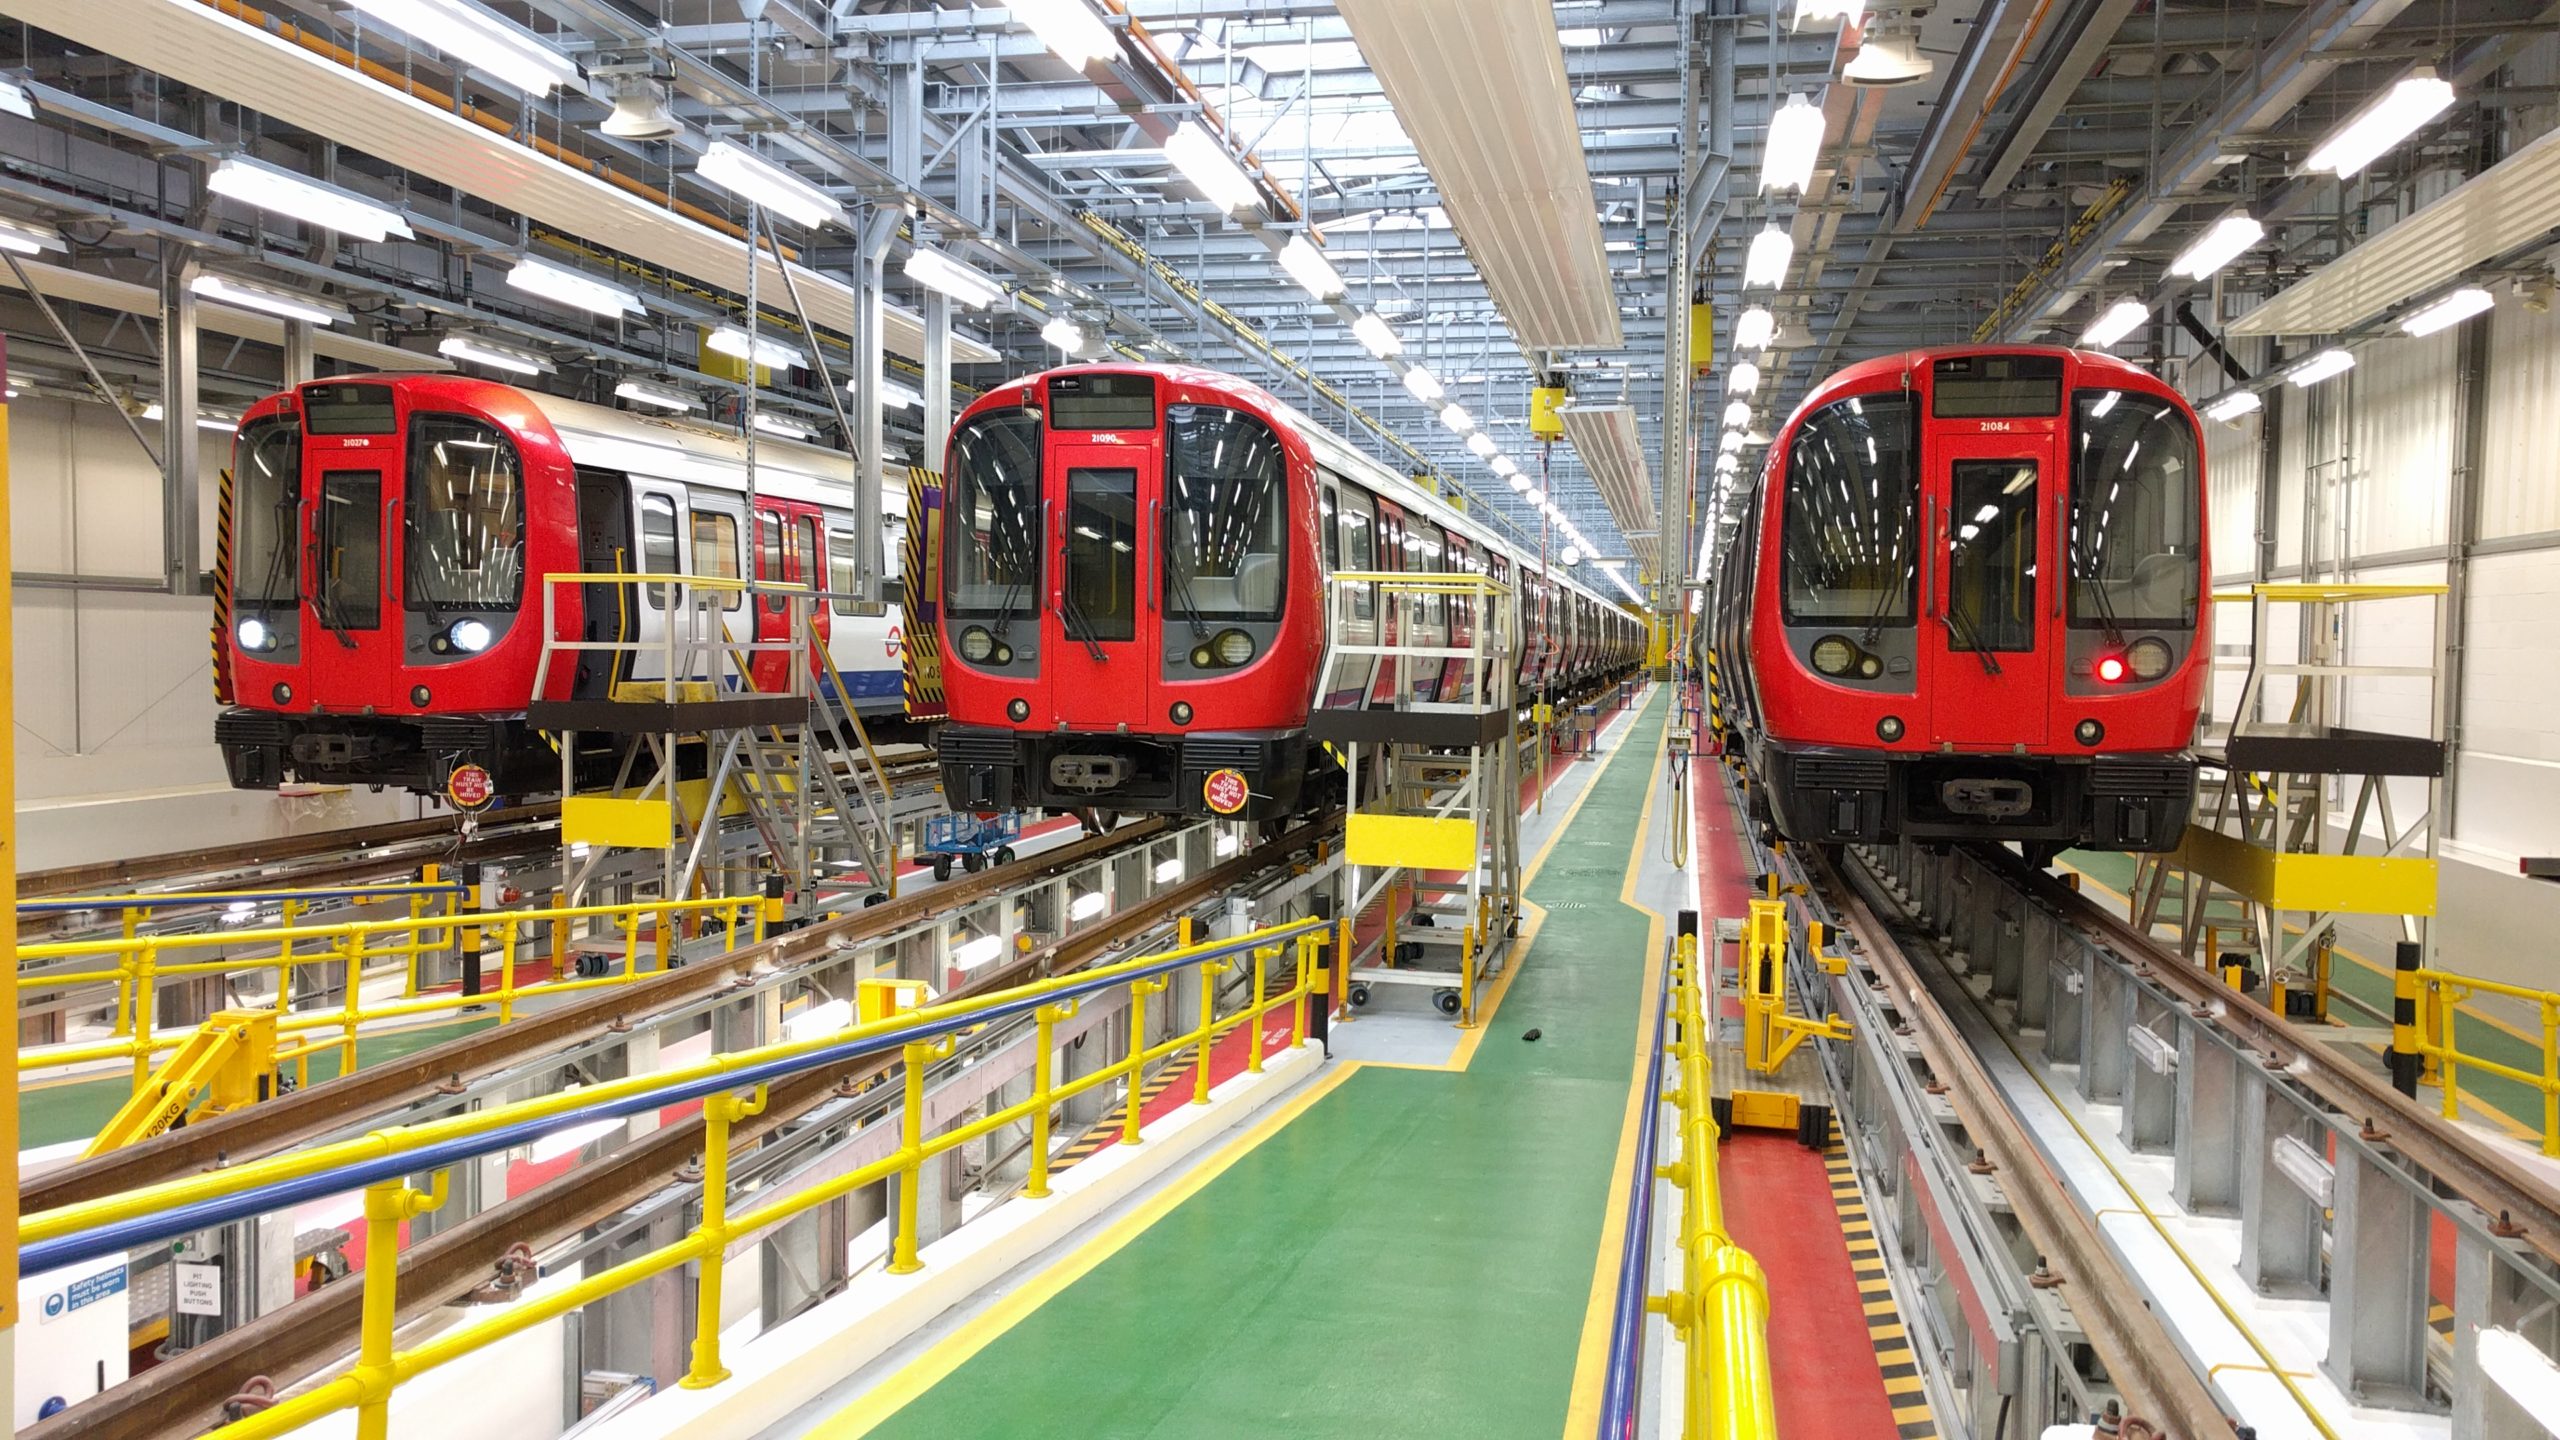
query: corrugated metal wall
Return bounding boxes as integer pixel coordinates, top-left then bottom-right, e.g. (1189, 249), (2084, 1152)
(2344, 327), (2457, 555)
(2481, 298), (2560, 540)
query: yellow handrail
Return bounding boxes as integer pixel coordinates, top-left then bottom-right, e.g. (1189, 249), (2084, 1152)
(2412, 964), (2560, 1155)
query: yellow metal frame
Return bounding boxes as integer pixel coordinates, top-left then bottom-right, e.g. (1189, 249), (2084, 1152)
(2412, 966), (2560, 1156)
(2171, 823), (2438, 918)
(1648, 926), (1779, 1440)
(29, 918), (1332, 1440)
(1737, 898), (1851, 1075)
(85, 1008), (277, 1157)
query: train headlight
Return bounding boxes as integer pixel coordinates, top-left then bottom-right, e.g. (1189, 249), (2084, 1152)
(959, 626), (995, 663)
(1876, 715), (1904, 742)
(1007, 698), (1031, 722)
(272, 682), (293, 704)
(1809, 635), (1857, 677)
(237, 617), (275, 652)
(448, 619), (494, 654)
(2076, 719), (2105, 747)
(992, 642), (1015, 665)
(2095, 653), (2129, 683)
(2127, 637), (2173, 681)
(411, 685), (432, 706)
(1213, 629), (1256, 667)
(1170, 702), (1194, 725)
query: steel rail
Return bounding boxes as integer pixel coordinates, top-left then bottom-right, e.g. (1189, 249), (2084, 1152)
(24, 810), (1337, 1440)
(25, 813), (1165, 1212)
(1807, 846), (2240, 1440)
(17, 804), (560, 899)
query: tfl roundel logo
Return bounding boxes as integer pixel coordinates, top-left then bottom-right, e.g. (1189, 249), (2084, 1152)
(1202, 768), (1250, 816)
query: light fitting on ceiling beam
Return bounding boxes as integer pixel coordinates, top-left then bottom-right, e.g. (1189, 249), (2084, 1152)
(505, 256), (643, 317)
(1843, 14), (1932, 86)
(1403, 366), (1445, 403)
(207, 156), (415, 243)
(1729, 361), (1761, 395)
(1719, 430), (1745, 454)
(2306, 70), (2456, 179)
(2199, 389), (2262, 424)
(707, 324), (807, 371)
(695, 141), (846, 230)
(438, 332), (554, 375)
(1164, 120), (1260, 214)
(192, 272), (348, 326)
(1008, 0), (1119, 70)
(1509, 473), (1532, 492)
(749, 411), (816, 440)
(2284, 348), (2355, 388)
(1792, 0), (1867, 26)
(1352, 312), (1403, 359)
(1733, 306), (1776, 350)
(874, 377), (925, 410)
(0, 214), (65, 256)
(1041, 315), (1089, 354)
(1276, 235), (1345, 300)
(1491, 454), (1520, 477)
(342, 0), (580, 95)
(2078, 297), (2149, 349)
(615, 379), (701, 412)
(1722, 400), (1752, 428)
(2399, 285), (2494, 336)
(598, 72), (678, 141)
(2169, 211), (2264, 281)
(903, 247), (1008, 309)
(1715, 452), (1739, 474)
(0, 75), (34, 118)
(1760, 93), (1826, 194)
(1743, 225), (1793, 288)
(1561, 546), (1581, 566)
(1467, 432), (1498, 459)
(1439, 403), (1475, 434)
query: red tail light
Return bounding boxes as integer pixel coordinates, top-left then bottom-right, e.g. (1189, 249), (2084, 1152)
(2095, 654), (2129, 683)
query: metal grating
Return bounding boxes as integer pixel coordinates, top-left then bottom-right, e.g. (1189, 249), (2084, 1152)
(1556, 404), (1656, 568)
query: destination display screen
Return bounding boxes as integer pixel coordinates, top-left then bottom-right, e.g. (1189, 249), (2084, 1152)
(300, 382), (398, 435)
(1931, 354), (2063, 418)
(1048, 373), (1157, 431)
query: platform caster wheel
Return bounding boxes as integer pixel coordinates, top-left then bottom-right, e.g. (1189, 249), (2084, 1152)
(993, 846), (1017, 867)
(1433, 989), (1461, 1016)
(862, 892), (888, 908)
(1347, 984), (1372, 1010)
(931, 857), (953, 883)
(963, 852), (986, 874)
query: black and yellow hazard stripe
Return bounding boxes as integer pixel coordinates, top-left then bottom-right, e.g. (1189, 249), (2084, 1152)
(211, 463), (236, 705)
(1830, 1120), (1938, 1440)
(2431, 1300), (2455, 1339)
(900, 463), (947, 720)
(1046, 1063), (1193, 1176)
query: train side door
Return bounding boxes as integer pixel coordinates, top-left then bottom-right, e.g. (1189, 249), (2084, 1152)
(305, 461), (395, 710)
(572, 471), (634, 701)
(793, 509), (831, 684)
(1442, 533), (1475, 705)
(1047, 445), (1153, 728)
(1368, 504), (1407, 704)
(1924, 434), (2050, 746)
(749, 505), (792, 693)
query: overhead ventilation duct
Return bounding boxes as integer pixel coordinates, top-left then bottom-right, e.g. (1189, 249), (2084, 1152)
(0, 0), (992, 365)
(1557, 403), (1656, 569)
(1335, 0), (1621, 349)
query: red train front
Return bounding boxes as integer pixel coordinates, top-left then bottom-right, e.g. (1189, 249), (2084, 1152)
(1710, 347), (2210, 855)
(933, 365), (1325, 821)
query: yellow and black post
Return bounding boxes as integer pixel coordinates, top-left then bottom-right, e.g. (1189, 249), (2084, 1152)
(457, 862), (485, 999)
(2388, 940), (2423, 1097)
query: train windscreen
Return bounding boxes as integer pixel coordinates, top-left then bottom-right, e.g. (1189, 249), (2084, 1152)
(1781, 393), (1917, 626)
(945, 410), (1043, 620)
(2069, 390), (2201, 629)
(232, 419), (301, 610)
(407, 416), (526, 611)
(1163, 405), (1286, 622)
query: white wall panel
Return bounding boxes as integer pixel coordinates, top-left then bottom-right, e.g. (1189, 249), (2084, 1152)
(2272, 385), (2307, 573)
(2343, 328), (2456, 555)
(2453, 549), (2560, 864)
(2481, 297), (2560, 540)
(2203, 407), (2261, 584)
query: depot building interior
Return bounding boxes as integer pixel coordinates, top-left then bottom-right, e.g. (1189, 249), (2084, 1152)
(7, 1), (2560, 1438)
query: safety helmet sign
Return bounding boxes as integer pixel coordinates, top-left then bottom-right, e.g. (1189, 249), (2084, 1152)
(446, 763), (495, 812)
(1202, 768), (1250, 816)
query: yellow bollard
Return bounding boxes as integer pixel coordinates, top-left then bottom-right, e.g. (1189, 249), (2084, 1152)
(1124, 978), (1166, 1146)
(2544, 1000), (2560, 1159)
(887, 1036), (957, 1274)
(683, 1085), (769, 1388)
(339, 931), (367, 1081)
(352, 1171), (447, 1440)
(130, 943), (159, 1094)
(1026, 1000), (1078, 1199)
(1247, 945), (1270, 1075)
(1193, 958), (1229, 1105)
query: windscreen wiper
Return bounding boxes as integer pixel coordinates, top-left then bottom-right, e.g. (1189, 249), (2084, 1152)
(1057, 589), (1109, 664)
(1858, 558), (1913, 647)
(1941, 592), (2002, 677)
(404, 511), (448, 630)
(1165, 561), (1216, 642)
(2073, 547), (2130, 645)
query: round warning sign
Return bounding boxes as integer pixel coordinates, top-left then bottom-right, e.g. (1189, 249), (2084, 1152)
(446, 763), (496, 812)
(1202, 768), (1250, 816)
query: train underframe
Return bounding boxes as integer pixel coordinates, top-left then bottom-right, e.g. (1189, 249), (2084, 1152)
(935, 725), (1318, 822)
(1751, 738), (2195, 857)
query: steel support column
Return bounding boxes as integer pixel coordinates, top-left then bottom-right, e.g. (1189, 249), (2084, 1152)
(160, 244), (202, 595)
(2325, 1145), (2436, 1409)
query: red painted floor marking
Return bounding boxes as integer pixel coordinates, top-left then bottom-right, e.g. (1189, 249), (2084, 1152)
(1068, 995), (1297, 1164)
(1720, 1133), (1906, 1440)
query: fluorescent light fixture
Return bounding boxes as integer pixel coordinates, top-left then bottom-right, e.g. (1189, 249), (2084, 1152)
(192, 272), (348, 326)
(1439, 403), (1475, 434)
(1734, 306), (1776, 351)
(1719, 430), (1745, 454)
(207, 156), (414, 242)
(1743, 224), (1793, 288)
(616, 379), (701, 413)
(1526, 487), (1545, 506)
(2078, 297), (2149, 349)
(1466, 432), (1498, 459)
(341, 0), (580, 95)
(782, 997), (854, 1043)
(954, 933), (1005, 970)
(1793, 0), (1866, 25)
(1069, 890), (1107, 921)
(2169, 211), (2263, 281)
(1213, 830), (1239, 858)
(1561, 546), (1581, 565)
(903, 247), (1008, 310)
(875, 377), (925, 410)
(1715, 452), (1739, 474)
(1041, 315), (1089, 353)
(0, 215), (65, 256)
(505, 255), (642, 317)
(437, 333), (553, 375)
(0, 76), (33, 118)
(1509, 474), (1532, 493)
(2200, 388), (2262, 424)
(2480, 1329), (2560, 1433)
(1352, 312), (1402, 358)
(2400, 285), (2494, 336)
(2306, 71), (2456, 179)
(1009, 0), (1118, 69)
(750, 411), (816, 440)
(141, 403), (243, 432)
(1760, 93), (1826, 194)
(1164, 120), (1260, 214)
(1403, 366), (1445, 403)
(707, 324), (807, 371)
(1729, 361), (1761, 395)
(1490, 455), (1519, 477)
(2270, 1134), (2334, 1206)
(1722, 400), (1752, 428)
(1153, 857), (1182, 883)
(695, 140), (845, 230)
(2285, 348), (2355, 388)
(1276, 235), (1345, 300)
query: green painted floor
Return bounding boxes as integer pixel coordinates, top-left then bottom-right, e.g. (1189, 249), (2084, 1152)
(862, 691), (1668, 1440)
(2064, 848), (2549, 1135)
(19, 1015), (498, 1150)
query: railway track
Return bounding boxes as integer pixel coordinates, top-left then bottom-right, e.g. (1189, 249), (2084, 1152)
(26, 810), (1336, 1440)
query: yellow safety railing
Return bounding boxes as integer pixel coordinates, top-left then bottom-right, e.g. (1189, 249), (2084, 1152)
(19, 893), (766, 1099)
(23, 915), (1329, 1440)
(1654, 921), (1778, 1440)
(2404, 960), (2560, 1156)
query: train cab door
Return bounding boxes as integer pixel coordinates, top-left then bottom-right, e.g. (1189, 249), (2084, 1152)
(793, 509), (831, 687)
(749, 505), (794, 693)
(304, 460), (395, 710)
(572, 471), (635, 701)
(1047, 445), (1152, 728)
(1924, 435), (2049, 747)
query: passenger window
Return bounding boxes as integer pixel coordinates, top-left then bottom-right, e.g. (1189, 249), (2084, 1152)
(1339, 496), (1376, 623)
(639, 495), (678, 608)
(757, 513), (784, 584)
(796, 516), (821, 587)
(690, 510), (744, 610)
(829, 528), (860, 615)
